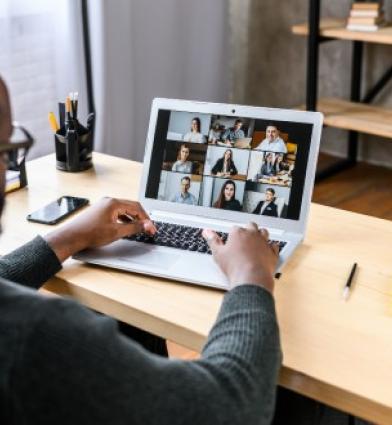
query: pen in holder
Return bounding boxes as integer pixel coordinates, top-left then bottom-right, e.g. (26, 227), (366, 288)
(55, 112), (95, 172)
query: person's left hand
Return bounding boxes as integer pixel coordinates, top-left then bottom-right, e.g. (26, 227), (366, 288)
(45, 197), (156, 262)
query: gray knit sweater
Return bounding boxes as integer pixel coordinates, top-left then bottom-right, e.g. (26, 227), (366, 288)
(0, 236), (282, 425)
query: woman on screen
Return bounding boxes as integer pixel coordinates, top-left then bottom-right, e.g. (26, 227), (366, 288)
(211, 149), (238, 177)
(208, 122), (222, 144)
(183, 117), (206, 143)
(172, 144), (193, 173)
(274, 153), (289, 175)
(213, 180), (242, 211)
(253, 152), (275, 181)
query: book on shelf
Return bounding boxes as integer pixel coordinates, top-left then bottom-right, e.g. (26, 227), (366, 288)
(347, 1), (386, 32)
(347, 15), (384, 25)
(350, 9), (380, 17)
(346, 22), (386, 31)
(352, 2), (383, 11)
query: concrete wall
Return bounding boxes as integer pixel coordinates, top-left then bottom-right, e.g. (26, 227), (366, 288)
(230, 0), (392, 168)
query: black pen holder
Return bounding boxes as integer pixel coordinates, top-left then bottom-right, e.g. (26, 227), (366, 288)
(55, 115), (95, 172)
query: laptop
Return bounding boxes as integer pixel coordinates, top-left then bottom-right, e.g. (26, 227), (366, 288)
(74, 99), (323, 290)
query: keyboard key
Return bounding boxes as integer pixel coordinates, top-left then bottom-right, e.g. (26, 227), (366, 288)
(124, 221), (286, 255)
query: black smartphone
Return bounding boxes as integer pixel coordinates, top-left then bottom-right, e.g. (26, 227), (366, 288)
(27, 196), (89, 225)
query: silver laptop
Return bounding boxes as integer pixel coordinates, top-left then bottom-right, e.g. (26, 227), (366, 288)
(75, 99), (323, 290)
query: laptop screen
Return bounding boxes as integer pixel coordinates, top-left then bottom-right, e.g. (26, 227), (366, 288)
(145, 110), (313, 221)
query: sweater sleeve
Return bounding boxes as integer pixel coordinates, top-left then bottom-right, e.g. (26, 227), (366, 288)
(0, 236), (62, 289)
(12, 284), (281, 425)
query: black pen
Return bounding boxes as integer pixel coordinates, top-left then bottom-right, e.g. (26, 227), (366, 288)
(342, 262), (357, 301)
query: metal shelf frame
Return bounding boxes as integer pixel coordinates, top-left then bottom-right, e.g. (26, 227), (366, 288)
(306, 0), (392, 181)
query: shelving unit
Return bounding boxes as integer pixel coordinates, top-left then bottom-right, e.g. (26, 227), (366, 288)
(301, 97), (392, 138)
(292, 18), (392, 44)
(292, 0), (392, 181)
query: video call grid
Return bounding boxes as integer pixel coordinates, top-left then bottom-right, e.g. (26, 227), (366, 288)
(157, 112), (296, 218)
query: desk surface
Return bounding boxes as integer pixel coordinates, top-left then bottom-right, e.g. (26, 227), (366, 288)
(1, 153), (392, 424)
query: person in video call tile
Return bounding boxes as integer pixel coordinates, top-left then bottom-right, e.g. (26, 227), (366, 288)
(208, 122), (222, 144)
(252, 188), (278, 217)
(211, 149), (238, 177)
(213, 180), (242, 211)
(171, 144), (193, 173)
(183, 117), (206, 143)
(274, 153), (289, 175)
(222, 119), (245, 146)
(257, 125), (287, 153)
(253, 152), (275, 180)
(170, 176), (197, 205)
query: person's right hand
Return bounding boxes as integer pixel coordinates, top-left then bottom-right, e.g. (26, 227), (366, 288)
(202, 223), (279, 293)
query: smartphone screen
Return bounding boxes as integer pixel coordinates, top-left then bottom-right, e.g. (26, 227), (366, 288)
(27, 196), (89, 225)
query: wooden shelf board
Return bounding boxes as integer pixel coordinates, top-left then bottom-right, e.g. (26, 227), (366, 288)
(292, 18), (392, 45)
(299, 98), (392, 139)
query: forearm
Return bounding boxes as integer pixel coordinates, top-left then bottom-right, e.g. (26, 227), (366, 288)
(0, 236), (62, 289)
(199, 284), (282, 424)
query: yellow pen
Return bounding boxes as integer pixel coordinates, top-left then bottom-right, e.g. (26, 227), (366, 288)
(48, 112), (59, 133)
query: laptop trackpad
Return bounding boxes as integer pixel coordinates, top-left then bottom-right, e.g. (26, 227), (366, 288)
(76, 241), (180, 271)
(124, 246), (179, 269)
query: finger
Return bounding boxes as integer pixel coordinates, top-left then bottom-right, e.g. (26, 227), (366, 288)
(116, 221), (144, 239)
(246, 222), (259, 232)
(112, 199), (150, 221)
(231, 225), (243, 234)
(226, 225), (243, 243)
(142, 219), (157, 235)
(202, 229), (224, 254)
(115, 205), (150, 224)
(259, 228), (269, 240)
(271, 242), (280, 256)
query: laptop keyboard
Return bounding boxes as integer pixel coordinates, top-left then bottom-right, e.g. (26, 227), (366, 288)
(124, 221), (286, 255)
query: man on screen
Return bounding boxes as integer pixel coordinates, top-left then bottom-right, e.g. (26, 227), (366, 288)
(257, 125), (287, 153)
(252, 188), (279, 217)
(170, 176), (197, 205)
(222, 119), (245, 146)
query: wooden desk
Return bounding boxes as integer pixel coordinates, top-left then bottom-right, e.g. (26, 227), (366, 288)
(1, 153), (392, 424)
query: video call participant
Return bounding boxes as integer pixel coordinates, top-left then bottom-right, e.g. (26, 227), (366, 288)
(257, 125), (287, 153)
(274, 153), (289, 175)
(252, 188), (278, 217)
(183, 117), (206, 143)
(222, 119), (245, 146)
(171, 144), (192, 173)
(254, 152), (275, 180)
(211, 149), (238, 177)
(170, 176), (197, 205)
(208, 122), (222, 144)
(213, 180), (242, 211)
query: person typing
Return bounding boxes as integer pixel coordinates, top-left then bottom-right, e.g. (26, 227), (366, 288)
(0, 76), (282, 425)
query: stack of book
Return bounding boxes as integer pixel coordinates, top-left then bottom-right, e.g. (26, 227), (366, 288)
(346, 1), (385, 31)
